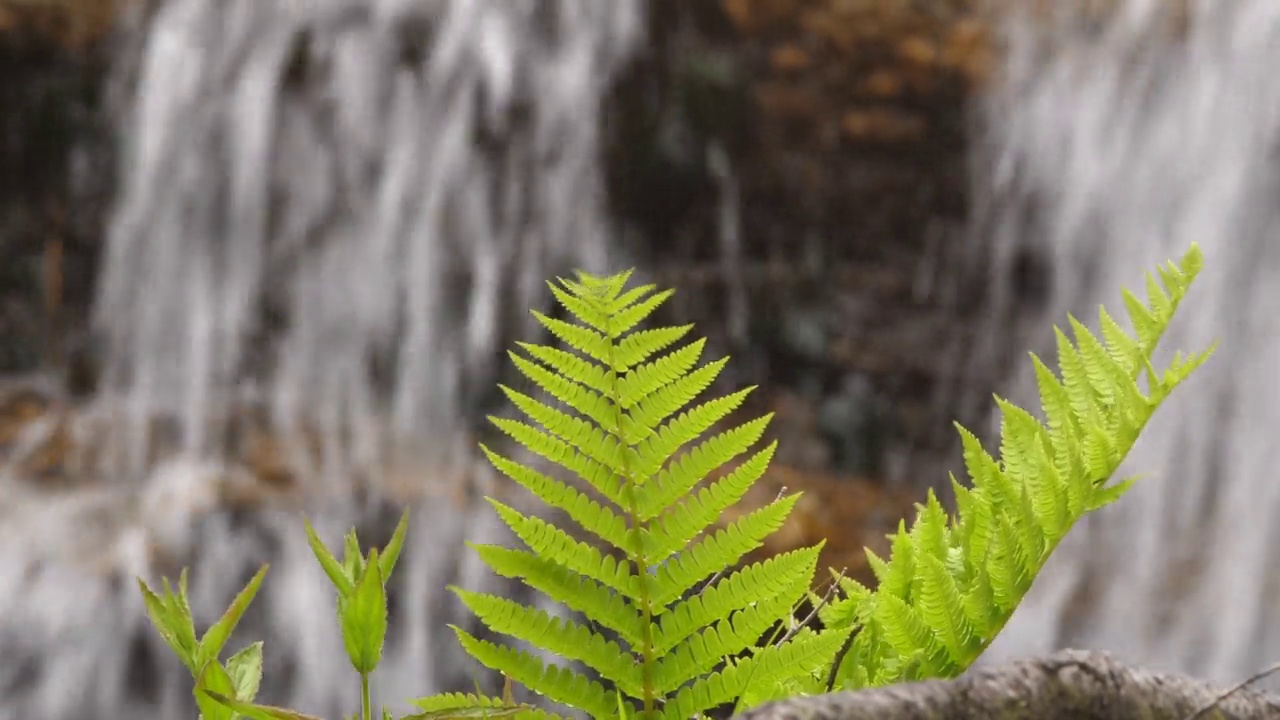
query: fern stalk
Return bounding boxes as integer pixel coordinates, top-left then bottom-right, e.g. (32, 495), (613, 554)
(608, 337), (659, 715)
(819, 243), (1216, 690)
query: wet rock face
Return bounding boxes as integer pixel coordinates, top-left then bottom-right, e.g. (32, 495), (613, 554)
(0, 3), (118, 380)
(0, 0), (1009, 489)
(720, 0), (990, 255)
(0, 0), (1008, 553)
(605, 0), (999, 486)
(607, 0), (991, 256)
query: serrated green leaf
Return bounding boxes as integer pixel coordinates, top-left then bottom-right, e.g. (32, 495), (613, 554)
(377, 508), (410, 582)
(340, 547), (387, 674)
(225, 641), (264, 705)
(137, 576), (200, 675)
(196, 564), (268, 674)
(304, 519), (355, 595)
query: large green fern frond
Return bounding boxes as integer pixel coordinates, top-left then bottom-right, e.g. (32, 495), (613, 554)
(824, 243), (1215, 689)
(419, 270), (844, 719)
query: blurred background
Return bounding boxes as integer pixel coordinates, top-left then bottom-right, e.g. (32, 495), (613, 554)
(0, 0), (1277, 718)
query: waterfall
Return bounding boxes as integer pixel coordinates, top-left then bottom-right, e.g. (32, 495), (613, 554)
(0, 1), (643, 719)
(95, 0), (642, 484)
(972, 0), (1280, 689)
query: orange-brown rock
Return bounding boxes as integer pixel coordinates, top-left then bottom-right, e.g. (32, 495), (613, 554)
(718, 464), (919, 587)
(721, 0), (806, 36)
(769, 43), (814, 73)
(0, 0), (136, 49)
(898, 35), (939, 67)
(727, 0), (995, 150)
(754, 82), (822, 122)
(942, 18), (994, 83)
(840, 108), (927, 143)
(861, 68), (906, 98)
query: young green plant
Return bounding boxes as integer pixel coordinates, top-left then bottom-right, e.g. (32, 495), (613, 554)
(137, 566), (268, 720)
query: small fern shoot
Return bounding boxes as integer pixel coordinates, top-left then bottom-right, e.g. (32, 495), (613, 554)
(420, 270), (850, 719)
(818, 243), (1216, 690)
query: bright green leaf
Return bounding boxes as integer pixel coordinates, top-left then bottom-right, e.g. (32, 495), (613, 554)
(340, 547), (388, 675)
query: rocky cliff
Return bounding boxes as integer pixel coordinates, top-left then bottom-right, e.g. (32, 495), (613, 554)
(0, 0), (1016, 579)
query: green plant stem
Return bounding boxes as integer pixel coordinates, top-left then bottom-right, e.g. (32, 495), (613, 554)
(610, 335), (657, 717)
(361, 670), (372, 720)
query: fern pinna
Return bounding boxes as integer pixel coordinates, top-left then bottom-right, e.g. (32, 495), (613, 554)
(425, 270), (848, 719)
(816, 244), (1216, 689)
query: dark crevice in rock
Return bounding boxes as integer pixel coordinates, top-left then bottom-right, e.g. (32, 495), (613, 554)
(0, 4), (119, 383)
(124, 629), (161, 704)
(603, 0), (998, 491)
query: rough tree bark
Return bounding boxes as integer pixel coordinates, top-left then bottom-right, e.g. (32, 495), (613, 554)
(732, 649), (1280, 720)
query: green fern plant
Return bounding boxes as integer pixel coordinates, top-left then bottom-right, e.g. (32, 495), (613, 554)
(421, 269), (850, 719)
(135, 243), (1215, 720)
(814, 243), (1215, 690)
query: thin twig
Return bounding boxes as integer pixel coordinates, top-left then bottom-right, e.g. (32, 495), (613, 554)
(1185, 660), (1280, 720)
(775, 567), (847, 648)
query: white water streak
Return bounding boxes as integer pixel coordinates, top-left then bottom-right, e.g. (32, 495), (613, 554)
(95, 0), (641, 485)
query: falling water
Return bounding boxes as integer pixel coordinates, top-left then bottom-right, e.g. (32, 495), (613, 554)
(972, 0), (1280, 688)
(0, 1), (642, 719)
(95, 0), (642, 484)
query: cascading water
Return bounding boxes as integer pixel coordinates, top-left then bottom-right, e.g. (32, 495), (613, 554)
(96, 0), (641, 483)
(0, 1), (642, 719)
(971, 0), (1280, 689)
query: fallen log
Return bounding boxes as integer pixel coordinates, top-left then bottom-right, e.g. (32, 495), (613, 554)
(733, 649), (1280, 720)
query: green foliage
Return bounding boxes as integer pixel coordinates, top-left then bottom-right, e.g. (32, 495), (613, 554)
(137, 566), (269, 720)
(816, 243), (1215, 689)
(424, 270), (846, 719)
(134, 244), (1214, 720)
